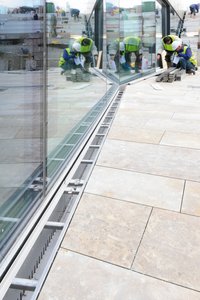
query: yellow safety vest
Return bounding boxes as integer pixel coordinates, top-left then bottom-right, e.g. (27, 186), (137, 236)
(124, 36), (141, 52)
(77, 37), (93, 53)
(162, 35), (179, 51)
(176, 46), (197, 66)
(58, 48), (71, 67)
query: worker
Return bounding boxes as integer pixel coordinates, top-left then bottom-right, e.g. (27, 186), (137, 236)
(70, 8), (80, 21)
(114, 36), (142, 73)
(171, 40), (197, 75)
(72, 37), (97, 72)
(58, 43), (83, 75)
(189, 3), (199, 16)
(161, 35), (182, 68)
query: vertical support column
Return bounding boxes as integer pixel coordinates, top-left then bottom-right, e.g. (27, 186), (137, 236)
(197, 28), (200, 67)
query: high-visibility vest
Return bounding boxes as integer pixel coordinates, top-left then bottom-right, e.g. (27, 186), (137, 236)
(124, 36), (141, 52)
(77, 37), (93, 53)
(176, 46), (197, 66)
(58, 48), (71, 67)
(162, 35), (179, 51)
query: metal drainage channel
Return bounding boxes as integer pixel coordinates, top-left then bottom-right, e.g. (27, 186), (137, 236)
(3, 86), (125, 300)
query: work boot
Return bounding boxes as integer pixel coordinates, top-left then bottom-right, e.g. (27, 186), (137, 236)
(186, 69), (195, 75)
(84, 62), (91, 74)
(70, 69), (77, 82)
(76, 68), (83, 82)
(167, 62), (172, 68)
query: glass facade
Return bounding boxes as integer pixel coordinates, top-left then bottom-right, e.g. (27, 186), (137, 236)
(0, 0), (184, 290)
(105, 0), (157, 83)
(0, 0), (112, 271)
(0, 1), (44, 262)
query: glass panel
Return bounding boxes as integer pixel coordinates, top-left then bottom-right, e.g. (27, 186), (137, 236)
(105, 0), (156, 84)
(0, 2), (44, 261)
(170, 8), (181, 36)
(46, 1), (109, 184)
(156, 1), (163, 67)
(104, 0), (120, 83)
(156, 0), (182, 69)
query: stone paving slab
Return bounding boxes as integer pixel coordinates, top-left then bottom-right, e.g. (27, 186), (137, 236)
(160, 130), (200, 149)
(62, 193), (151, 268)
(182, 180), (200, 217)
(38, 249), (200, 300)
(108, 126), (164, 144)
(96, 139), (200, 181)
(85, 165), (184, 211)
(133, 208), (200, 291)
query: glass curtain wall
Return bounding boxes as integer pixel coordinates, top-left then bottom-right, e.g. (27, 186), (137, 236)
(105, 0), (157, 83)
(0, 0), (112, 272)
(0, 1), (44, 265)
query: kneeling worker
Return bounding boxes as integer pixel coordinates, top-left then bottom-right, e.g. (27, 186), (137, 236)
(161, 35), (182, 68)
(114, 36), (142, 73)
(72, 37), (97, 72)
(171, 40), (197, 74)
(58, 44), (82, 74)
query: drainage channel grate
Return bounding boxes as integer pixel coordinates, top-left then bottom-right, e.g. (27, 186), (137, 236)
(3, 87), (125, 300)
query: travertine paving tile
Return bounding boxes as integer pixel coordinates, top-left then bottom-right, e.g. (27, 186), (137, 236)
(97, 139), (200, 181)
(85, 165), (183, 211)
(114, 108), (173, 120)
(38, 249), (200, 300)
(121, 80), (200, 114)
(119, 101), (200, 114)
(108, 126), (164, 144)
(133, 208), (200, 291)
(173, 112), (200, 121)
(145, 117), (200, 134)
(182, 181), (200, 216)
(160, 131), (200, 149)
(62, 193), (151, 268)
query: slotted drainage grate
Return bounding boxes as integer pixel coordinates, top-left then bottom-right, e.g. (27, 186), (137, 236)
(2, 86), (125, 300)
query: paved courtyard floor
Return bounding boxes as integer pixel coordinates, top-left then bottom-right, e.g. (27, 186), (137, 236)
(38, 70), (200, 299)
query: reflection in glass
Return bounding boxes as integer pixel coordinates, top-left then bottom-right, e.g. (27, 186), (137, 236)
(0, 1), (44, 260)
(105, 0), (156, 83)
(46, 0), (108, 184)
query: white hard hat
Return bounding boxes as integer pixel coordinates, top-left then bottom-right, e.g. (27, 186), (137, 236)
(72, 42), (81, 52)
(171, 40), (182, 50)
(119, 42), (125, 51)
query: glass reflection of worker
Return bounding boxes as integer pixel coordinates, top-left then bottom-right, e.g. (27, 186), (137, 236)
(58, 44), (83, 74)
(114, 36), (142, 73)
(72, 37), (97, 72)
(161, 35), (182, 68)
